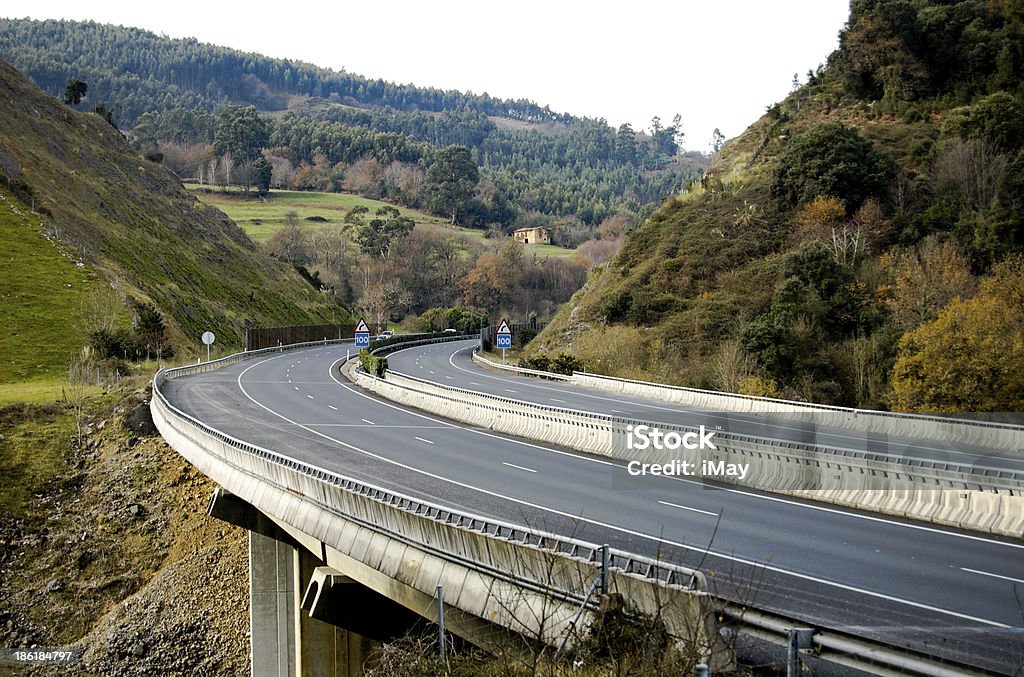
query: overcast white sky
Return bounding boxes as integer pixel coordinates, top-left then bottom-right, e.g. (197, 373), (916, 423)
(4, 1), (851, 150)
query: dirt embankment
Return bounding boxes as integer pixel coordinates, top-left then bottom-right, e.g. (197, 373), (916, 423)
(0, 384), (249, 676)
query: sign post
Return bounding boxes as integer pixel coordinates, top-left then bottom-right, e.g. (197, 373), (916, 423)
(201, 331), (215, 362)
(495, 319), (512, 365)
(354, 318), (370, 350)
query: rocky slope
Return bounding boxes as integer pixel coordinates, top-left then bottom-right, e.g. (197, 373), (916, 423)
(0, 383), (248, 676)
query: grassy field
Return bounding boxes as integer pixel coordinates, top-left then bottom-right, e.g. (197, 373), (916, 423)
(185, 186), (446, 243)
(0, 379), (103, 407)
(188, 186), (580, 260)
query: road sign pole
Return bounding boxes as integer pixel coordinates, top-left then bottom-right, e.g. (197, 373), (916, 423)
(201, 331), (216, 363)
(502, 347), (506, 364)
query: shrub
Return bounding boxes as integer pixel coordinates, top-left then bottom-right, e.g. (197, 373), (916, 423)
(519, 353), (550, 372)
(359, 349), (388, 377)
(771, 122), (897, 212)
(550, 352), (584, 375)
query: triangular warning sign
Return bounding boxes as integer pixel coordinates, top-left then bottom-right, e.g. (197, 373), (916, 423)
(496, 319), (512, 334)
(355, 318), (370, 333)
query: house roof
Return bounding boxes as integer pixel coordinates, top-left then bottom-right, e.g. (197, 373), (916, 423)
(513, 226), (548, 233)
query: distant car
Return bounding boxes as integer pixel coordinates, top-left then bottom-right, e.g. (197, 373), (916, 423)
(377, 330), (394, 339)
(442, 328), (458, 333)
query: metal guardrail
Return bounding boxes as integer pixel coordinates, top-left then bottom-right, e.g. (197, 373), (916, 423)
(469, 352), (1024, 487)
(571, 368), (1024, 433)
(719, 606), (1002, 677)
(153, 337), (706, 600)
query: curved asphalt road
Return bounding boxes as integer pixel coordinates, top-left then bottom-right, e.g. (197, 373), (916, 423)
(162, 341), (1024, 673)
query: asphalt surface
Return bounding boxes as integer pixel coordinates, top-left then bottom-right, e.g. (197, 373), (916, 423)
(161, 340), (1024, 673)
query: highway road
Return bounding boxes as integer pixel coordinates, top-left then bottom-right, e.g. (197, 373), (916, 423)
(162, 340), (1024, 673)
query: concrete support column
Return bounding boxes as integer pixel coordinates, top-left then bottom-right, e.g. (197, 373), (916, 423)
(294, 547), (352, 676)
(218, 490), (379, 676)
(249, 530), (297, 677)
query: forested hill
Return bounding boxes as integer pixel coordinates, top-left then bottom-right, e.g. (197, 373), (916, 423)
(536, 0), (1024, 413)
(0, 58), (343, 358)
(0, 18), (705, 230)
(0, 19), (564, 124)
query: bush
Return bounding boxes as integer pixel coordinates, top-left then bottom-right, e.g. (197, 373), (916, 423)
(514, 326), (538, 348)
(419, 306), (487, 333)
(550, 352), (584, 375)
(359, 349), (388, 377)
(771, 122), (896, 212)
(519, 353), (550, 372)
(89, 328), (142, 360)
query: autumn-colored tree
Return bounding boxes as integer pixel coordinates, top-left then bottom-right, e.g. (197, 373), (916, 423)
(459, 241), (524, 315)
(799, 195), (846, 229)
(459, 251), (506, 315)
(345, 157), (385, 197)
(891, 256), (1024, 412)
(878, 235), (975, 329)
(576, 238), (622, 266)
(597, 213), (636, 240)
(800, 195), (894, 267)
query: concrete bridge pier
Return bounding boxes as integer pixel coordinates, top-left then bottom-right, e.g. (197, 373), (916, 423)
(249, 530), (373, 676)
(212, 489), (380, 676)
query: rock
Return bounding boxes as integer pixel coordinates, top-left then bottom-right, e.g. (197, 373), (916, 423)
(124, 403), (157, 437)
(46, 579), (63, 593)
(129, 641), (146, 658)
(127, 504), (143, 518)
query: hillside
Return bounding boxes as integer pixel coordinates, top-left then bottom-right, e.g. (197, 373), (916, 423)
(0, 58), (346, 370)
(0, 188), (97, 383)
(0, 18), (703, 230)
(536, 0), (1024, 412)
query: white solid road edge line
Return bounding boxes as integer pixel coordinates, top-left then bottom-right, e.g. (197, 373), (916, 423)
(502, 462), (537, 473)
(657, 500), (718, 517)
(224, 352), (1011, 629)
(960, 567), (1024, 585)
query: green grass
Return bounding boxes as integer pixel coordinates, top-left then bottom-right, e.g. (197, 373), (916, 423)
(0, 378), (102, 406)
(524, 242), (579, 260)
(0, 403), (73, 516)
(185, 186), (446, 243)
(186, 187), (580, 260)
(0, 59), (348, 365)
(0, 189), (96, 383)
